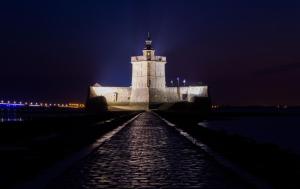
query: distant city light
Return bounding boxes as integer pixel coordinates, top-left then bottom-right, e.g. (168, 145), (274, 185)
(0, 99), (85, 109)
(68, 103), (85, 108)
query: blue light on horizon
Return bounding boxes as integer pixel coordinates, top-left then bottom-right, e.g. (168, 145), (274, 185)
(0, 103), (25, 108)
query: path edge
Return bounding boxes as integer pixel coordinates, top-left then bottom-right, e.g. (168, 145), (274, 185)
(14, 113), (142, 189)
(153, 111), (273, 189)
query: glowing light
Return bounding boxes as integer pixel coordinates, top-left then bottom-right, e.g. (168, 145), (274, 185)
(0, 100), (84, 109)
(68, 103), (85, 109)
(176, 77), (180, 86)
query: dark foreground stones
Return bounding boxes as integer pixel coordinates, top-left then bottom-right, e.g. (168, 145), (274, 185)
(0, 111), (138, 189)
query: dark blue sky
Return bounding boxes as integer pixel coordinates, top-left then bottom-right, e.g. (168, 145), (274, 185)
(1, 0), (300, 105)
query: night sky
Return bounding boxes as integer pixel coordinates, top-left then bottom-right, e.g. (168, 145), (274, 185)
(1, 0), (300, 105)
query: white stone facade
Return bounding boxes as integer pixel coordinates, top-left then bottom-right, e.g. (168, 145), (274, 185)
(90, 86), (131, 104)
(89, 34), (208, 107)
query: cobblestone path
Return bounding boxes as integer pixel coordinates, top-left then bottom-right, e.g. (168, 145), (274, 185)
(46, 112), (253, 189)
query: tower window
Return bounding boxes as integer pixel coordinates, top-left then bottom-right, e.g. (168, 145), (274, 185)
(147, 51), (151, 60)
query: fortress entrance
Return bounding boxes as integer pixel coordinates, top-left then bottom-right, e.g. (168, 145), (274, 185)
(113, 92), (118, 102)
(182, 94), (188, 101)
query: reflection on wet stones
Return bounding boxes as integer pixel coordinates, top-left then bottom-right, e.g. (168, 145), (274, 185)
(47, 112), (253, 189)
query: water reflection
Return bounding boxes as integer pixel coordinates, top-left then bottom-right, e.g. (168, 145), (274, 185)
(198, 116), (300, 155)
(0, 109), (24, 122)
(0, 117), (23, 122)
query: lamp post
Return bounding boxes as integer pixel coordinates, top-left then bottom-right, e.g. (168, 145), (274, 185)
(170, 80), (174, 87)
(183, 79), (186, 86)
(176, 77), (180, 87)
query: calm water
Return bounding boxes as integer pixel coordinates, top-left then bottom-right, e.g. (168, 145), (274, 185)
(0, 109), (23, 122)
(0, 108), (85, 123)
(199, 115), (300, 154)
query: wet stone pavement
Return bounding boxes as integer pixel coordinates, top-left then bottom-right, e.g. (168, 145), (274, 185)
(46, 112), (253, 189)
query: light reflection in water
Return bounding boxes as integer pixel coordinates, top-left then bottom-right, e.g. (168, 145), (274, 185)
(0, 109), (24, 122)
(0, 117), (23, 122)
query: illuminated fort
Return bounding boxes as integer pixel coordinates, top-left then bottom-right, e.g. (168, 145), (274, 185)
(89, 34), (208, 109)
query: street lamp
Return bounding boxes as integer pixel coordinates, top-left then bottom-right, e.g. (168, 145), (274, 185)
(183, 79), (186, 86)
(170, 80), (174, 86)
(176, 77), (180, 87)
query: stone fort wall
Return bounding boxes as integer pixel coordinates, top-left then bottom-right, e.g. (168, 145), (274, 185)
(164, 86), (208, 103)
(90, 86), (131, 104)
(89, 35), (209, 108)
(148, 86), (209, 104)
(90, 85), (208, 105)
